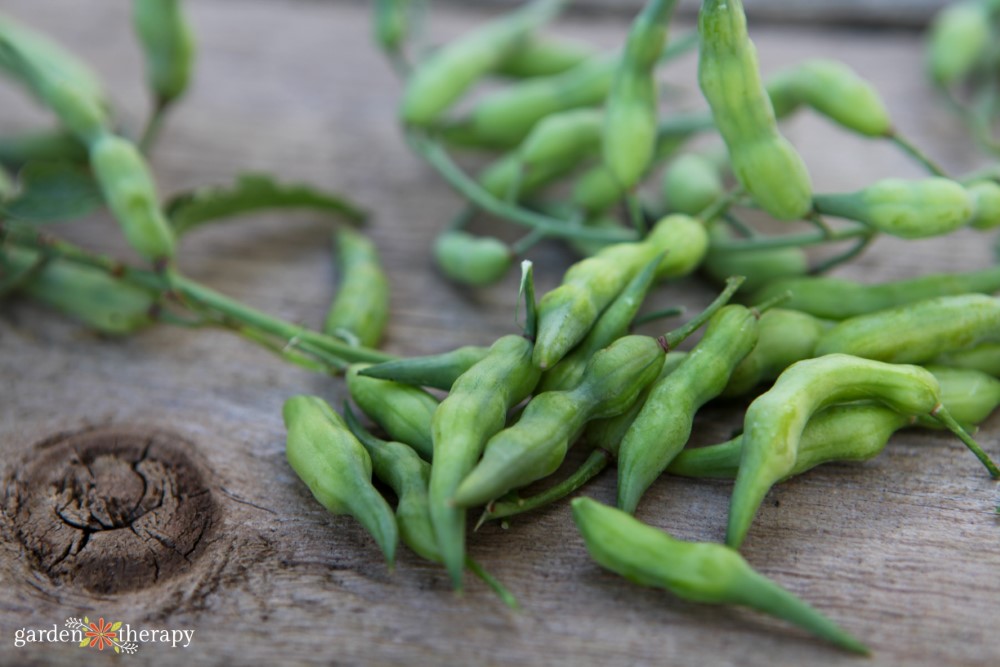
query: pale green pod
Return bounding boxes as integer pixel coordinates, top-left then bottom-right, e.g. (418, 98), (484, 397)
(813, 177), (973, 239)
(765, 59), (891, 137)
(814, 294), (1000, 365)
(1, 245), (155, 335)
(519, 108), (604, 171)
(934, 342), (1000, 378)
(572, 498), (869, 654)
(283, 395), (398, 566)
(698, 0), (812, 220)
(346, 364), (438, 460)
(324, 228), (389, 348)
(925, 1), (991, 85)
(89, 134), (176, 263)
(494, 34), (595, 78)
(662, 153), (724, 216)
(132, 0), (196, 105)
(702, 221), (809, 295)
(400, 0), (567, 126)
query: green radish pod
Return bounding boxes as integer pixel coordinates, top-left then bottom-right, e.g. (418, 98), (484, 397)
(283, 395), (398, 567)
(966, 180), (1000, 229)
(358, 345), (490, 391)
(401, 0), (568, 126)
(813, 177), (974, 239)
(697, 0), (812, 220)
(325, 228), (389, 348)
(765, 59), (891, 137)
(132, 0), (196, 106)
(433, 231), (513, 287)
(702, 220), (809, 294)
(661, 153), (724, 216)
(572, 498), (869, 654)
(494, 34), (596, 78)
(925, 1), (991, 86)
(346, 363), (439, 461)
(813, 294), (1000, 365)
(89, 134), (176, 263)
(751, 267), (1000, 320)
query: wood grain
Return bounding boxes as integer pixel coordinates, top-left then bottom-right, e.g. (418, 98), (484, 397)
(1, 1), (998, 666)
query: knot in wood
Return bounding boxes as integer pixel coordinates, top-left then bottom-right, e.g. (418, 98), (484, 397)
(5, 427), (217, 595)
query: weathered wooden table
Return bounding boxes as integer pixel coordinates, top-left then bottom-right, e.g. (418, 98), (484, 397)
(1, 1), (998, 665)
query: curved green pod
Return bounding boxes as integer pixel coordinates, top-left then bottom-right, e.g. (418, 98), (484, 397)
(1, 245), (155, 335)
(400, 0), (567, 126)
(478, 150), (579, 201)
(813, 177), (973, 239)
(433, 231), (512, 287)
(346, 363), (438, 461)
(453, 334), (666, 508)
(373, 0), (409, 54)
(726, 355), (964, 548)
(617, 304), (759, 514)
(325, 228), (389, 348)
(0, 128), (87, 166)
(602, 0), (679, 189)
(923, 365), (1000, 427)
(534, 214), (708, 369)
(447, 53), (618, 150)
(751, 267), (1000, 320)
(697, 0), (812, 220)
(925, 1), (991, 85)
(89, 134), (176, 263)
(283, 395), (398, 567)
(132, 0), (196, 105)
(765, 59), (891, 137)
(813, 294), (1000, 365)
(572, 498), (869, 654)
(934, 342), (1000, 378)
(721, 308), (830, 397)
(494, 34), (595, 78)
(430, 335), (540, 589)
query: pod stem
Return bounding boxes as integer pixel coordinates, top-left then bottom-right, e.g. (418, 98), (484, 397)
(931, 405), (1000, 479)
(888, 132), (948, 178)
(138, 99), (170, 154)
(631, 305), (685, 328)
(659, 275), (744, 350)
(405, 132), (638, 243)
(626, 193), (647, 236)
(697, 185), (744, 224)
(478, 448), (611, 525)
(721, 212), (759, 238)
(464, 557), (520, 610)
(658, 29), (699, 63)
(709, 223), (872, 253)
(749, 290), (791, 316)
(808, 231), (877, 275)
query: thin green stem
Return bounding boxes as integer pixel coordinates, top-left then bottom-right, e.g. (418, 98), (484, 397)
(808, 232), (877, 275)
(139, 100), (170, 154)
(709, 223), (872, 252)
(510, 228), (546, 256)
(660, 275), (744, 350)
(626, 192), (647, 236)
(631, 305), (685, 328)
(697, 185), (744, 224)
(464, 557), (520, 610)
(932, 405), (1000, 479)
(658, 29), (699, 64)
(721, 212), (759, 238)
(406, 132), (637, 243)
(888, 132), (948, 178)
(518, 260), (538, 340)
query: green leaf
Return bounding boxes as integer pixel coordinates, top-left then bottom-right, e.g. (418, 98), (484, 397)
(110, 621), (121, 631)
(165, 172), (367, 235)
(0, 161), (102, 222)
(83, 616), (90, 626)
(80, 637), (91, 648)
(114, 645), (120, 654)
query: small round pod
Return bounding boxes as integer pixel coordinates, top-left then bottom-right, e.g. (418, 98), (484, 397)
(132, 0), (196, 105)
(966, 180), (1000, 230)
(662, 153), (724, 216)
(813, 177), (974, 239)
(433, 231), (513, 287)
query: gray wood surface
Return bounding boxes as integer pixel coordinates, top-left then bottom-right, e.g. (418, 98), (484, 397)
(1, 1), (999, 666)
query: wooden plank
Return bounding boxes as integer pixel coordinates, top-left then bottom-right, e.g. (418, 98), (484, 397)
(1, 1), (998, 666)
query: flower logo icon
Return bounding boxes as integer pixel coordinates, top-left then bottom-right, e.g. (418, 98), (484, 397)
(81, 617), (121, 651)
